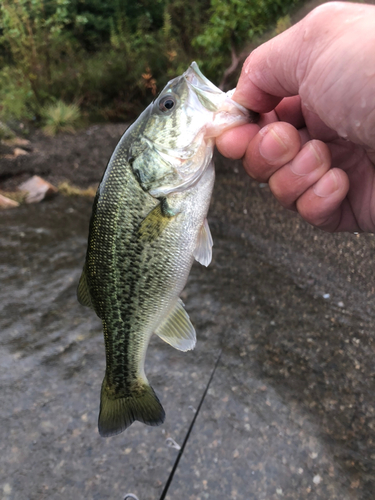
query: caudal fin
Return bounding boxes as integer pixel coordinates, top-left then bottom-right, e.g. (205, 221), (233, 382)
(98, 377), (165, 437)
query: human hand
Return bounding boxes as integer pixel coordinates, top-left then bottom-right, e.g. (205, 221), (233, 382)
(217, 2), (375, 232)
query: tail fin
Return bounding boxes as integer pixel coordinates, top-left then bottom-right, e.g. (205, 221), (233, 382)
(98, 377), (165, 437)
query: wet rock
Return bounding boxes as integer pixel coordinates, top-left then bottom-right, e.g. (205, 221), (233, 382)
(18, 175), (58, 203)
(0, 142), (31, 159)
(0, 193), (19, 209)
(13, 147), (29, 158)
(0, 123), (126, 192)
(0, 143), (14, 157)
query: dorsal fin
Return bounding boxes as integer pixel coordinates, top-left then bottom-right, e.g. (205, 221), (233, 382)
(155, 298), (196, 351)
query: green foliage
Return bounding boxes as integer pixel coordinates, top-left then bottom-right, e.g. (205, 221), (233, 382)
(0, 66), (35, 121)
(0, 0), (74, 103)
(0, 0), (302, 125)
(58, 181), (97, 197)
(193, 0), (300, 81)
(275, 14), (292, 35)
(41, 100), (81, 135)
(0, 120), (16, 140)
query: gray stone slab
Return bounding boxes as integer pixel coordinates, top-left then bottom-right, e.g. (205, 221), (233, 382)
(1, 153), (375, 500)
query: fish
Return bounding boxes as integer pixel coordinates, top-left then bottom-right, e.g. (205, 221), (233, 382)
(77, 62), (255, 437)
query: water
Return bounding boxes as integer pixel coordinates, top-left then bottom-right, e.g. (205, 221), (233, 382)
(1, 155), (375, 499)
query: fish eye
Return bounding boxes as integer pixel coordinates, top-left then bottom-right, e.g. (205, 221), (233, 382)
(159, 95), (176, 112)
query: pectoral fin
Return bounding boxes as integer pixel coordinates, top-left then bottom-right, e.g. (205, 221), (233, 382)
(138, 200), (178, 243)
(77, 266), (93, 308)
(193, 218), (213, 267)
(155, 298), (196, 351)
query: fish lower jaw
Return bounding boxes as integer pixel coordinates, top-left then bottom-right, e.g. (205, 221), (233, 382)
(204, 113), (249, 138)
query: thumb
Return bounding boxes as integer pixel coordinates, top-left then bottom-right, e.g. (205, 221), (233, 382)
(233, 1), (375, 124)
(234, 20), (303, 112)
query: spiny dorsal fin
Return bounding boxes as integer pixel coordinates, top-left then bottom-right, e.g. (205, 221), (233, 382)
(77, 266), (93, 308)
(138, 202), (175, 243)
(193, 218), (213, 267)
(155, 298), (196, 351)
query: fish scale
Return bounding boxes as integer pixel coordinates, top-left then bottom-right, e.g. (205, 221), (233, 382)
(78, 62), (253, 436)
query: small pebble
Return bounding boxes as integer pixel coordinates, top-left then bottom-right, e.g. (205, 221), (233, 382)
(323, 293), (330, 299)
(3, 484), (12, 495)
(313, 475), (322, 485)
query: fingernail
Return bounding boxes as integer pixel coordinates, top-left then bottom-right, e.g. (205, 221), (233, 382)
(259, 127), (288, 162)
(291, 142), (322, 176)
(314, 170), (339, 197)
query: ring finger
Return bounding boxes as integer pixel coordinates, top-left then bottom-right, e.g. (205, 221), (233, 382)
(268, 140), (332, 210)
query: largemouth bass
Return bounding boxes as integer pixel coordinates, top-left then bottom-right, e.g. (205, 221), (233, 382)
(78, 62), (254, 437)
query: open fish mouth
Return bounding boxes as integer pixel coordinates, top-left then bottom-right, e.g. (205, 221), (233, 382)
(183, 61), (250, 119)
(182, 62), (251, 138)
(184, 62), (223, 97)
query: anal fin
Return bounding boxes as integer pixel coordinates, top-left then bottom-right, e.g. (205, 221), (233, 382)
(155, 298), (196, 351)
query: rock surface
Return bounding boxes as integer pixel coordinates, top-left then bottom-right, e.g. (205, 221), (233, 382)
(18, 175), (58, 203)
(1, 150), (375, 500)
(0, 193), (19, 209)
(0, 124), (127, 192)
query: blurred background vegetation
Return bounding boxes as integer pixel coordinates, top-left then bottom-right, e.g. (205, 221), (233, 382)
(0, 0), (300, 132)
